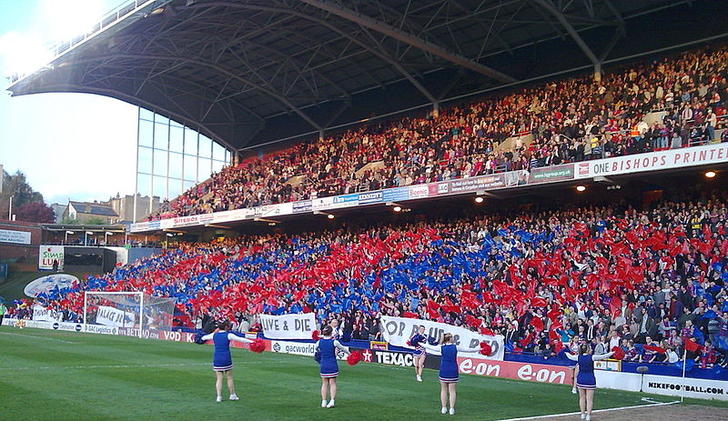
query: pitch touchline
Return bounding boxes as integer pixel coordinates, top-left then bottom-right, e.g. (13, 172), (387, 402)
(0, 359), (297, 371)
(0, 362), (212, 370)
(0, 331), (76, 344)
(494, 401), (680, 421)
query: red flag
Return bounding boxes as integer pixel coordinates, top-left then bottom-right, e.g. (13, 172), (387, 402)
(465, 315), (481, 328)
(530, 317), (544, 331)
(609, 296), (622, 318)
(531, 297), (547, 307)
(547, 308), (561, 321)
(402, 311), (418, 319)
(479, 327), (495, 336)
(519, 332), (535, 348)
(684, 340), (701, 352)
(644, 344), (666, 353)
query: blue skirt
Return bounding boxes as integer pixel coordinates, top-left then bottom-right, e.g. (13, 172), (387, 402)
(576, 372), (596, 389)
(439, 361), (459, 383)
(320, 358), (339, 378)
(213, 350), (233, 371)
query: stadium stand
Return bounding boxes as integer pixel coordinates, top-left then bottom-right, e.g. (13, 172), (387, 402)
(20, 186), (728, 368)
(149, 46), (728, 220)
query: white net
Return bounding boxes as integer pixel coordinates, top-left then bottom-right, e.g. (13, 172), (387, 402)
(84, 292), (176, 331)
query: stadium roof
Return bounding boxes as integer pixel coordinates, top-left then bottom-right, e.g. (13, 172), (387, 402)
(6, 0), (728, 151)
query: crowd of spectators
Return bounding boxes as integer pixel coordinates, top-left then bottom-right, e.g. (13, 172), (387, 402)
(150, 46), (728, 220)
(24, 189), (728, 369)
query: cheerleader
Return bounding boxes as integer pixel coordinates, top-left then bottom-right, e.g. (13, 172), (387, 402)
(568, 337), (581, 394)
(315, 325), (351, 408)
(566, 344), (614, 420)
(200, 321), (254, 402)
(407, 326), (429, 382)
(423, 333), (478, 415)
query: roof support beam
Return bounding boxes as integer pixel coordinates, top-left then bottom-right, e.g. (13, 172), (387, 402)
(533, 0), (600, 66)
(69, 53), (322, 130)
(188, 2), (438, 104)
(298, 0), (516, 84)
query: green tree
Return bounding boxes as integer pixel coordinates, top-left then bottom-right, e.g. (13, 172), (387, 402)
(0, 170), (45, 219)
(60, 216), (81, 225)
(84, 217), (106, 225)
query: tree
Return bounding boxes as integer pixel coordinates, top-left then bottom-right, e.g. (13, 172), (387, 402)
(84, 217), (106, 226)
(61, 216), (81, 225)
(0, 170), (45, 219)
(15, 202), (55, 223)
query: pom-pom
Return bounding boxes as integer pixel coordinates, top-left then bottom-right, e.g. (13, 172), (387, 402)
(347, 351), (363, 366)
(479, 341), (493, 357)
(194, 333), (206, 345)
(312, 330), (320, 341)
(611, 346), (625, 360)
(249, 339), (266, 353)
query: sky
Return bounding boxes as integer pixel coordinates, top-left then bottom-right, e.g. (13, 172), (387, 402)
(0, 0), (138, 205)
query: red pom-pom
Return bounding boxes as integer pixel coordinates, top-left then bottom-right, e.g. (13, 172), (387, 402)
(312, 330), (320, 341)
(347, 351), (363, 366)
(479, 341), (493, 357)
(249, 339), (266, 353)
(611, 346), (625, 360)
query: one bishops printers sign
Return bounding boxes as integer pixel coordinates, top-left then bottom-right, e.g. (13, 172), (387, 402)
(259, 313), (316, 340)
(381, 316), (505, 360)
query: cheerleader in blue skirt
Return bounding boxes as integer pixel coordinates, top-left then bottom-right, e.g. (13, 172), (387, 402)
(566, 344), (614, 420)
(200, 321), (254, 402)
(314, 325), (350, 408)
(407, 325), (429, 382)
(423, 333), (479, 415)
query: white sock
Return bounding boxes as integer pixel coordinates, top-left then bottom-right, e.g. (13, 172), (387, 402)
(327, 399), (335, 408)
(441, 407), (447, 414)
(321, 400), (327, 407)
(449, 407), (455, 415)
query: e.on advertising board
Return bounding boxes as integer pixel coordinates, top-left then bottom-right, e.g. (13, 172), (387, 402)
(457, 357), (572, 385)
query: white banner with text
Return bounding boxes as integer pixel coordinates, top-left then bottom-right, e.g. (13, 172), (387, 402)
(95, 305), (136, 328)
(259, 313), (316, 340)
(32, 305), (63, 323)
(575, 142), (728, 179)
(380, 316), (504, 360)
(0, 228), (31, 245)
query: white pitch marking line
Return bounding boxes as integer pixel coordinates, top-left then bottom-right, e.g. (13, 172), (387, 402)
(494, 400), (680, 421)
(0, 359), (293, 371)
(0, 363), (211, 371)
(0, 331), (76, 344)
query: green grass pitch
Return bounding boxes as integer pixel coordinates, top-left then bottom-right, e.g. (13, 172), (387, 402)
(0, 327), (725, 421)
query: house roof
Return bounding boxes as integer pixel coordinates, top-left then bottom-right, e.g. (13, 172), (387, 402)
(69, 201), (119, 217)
